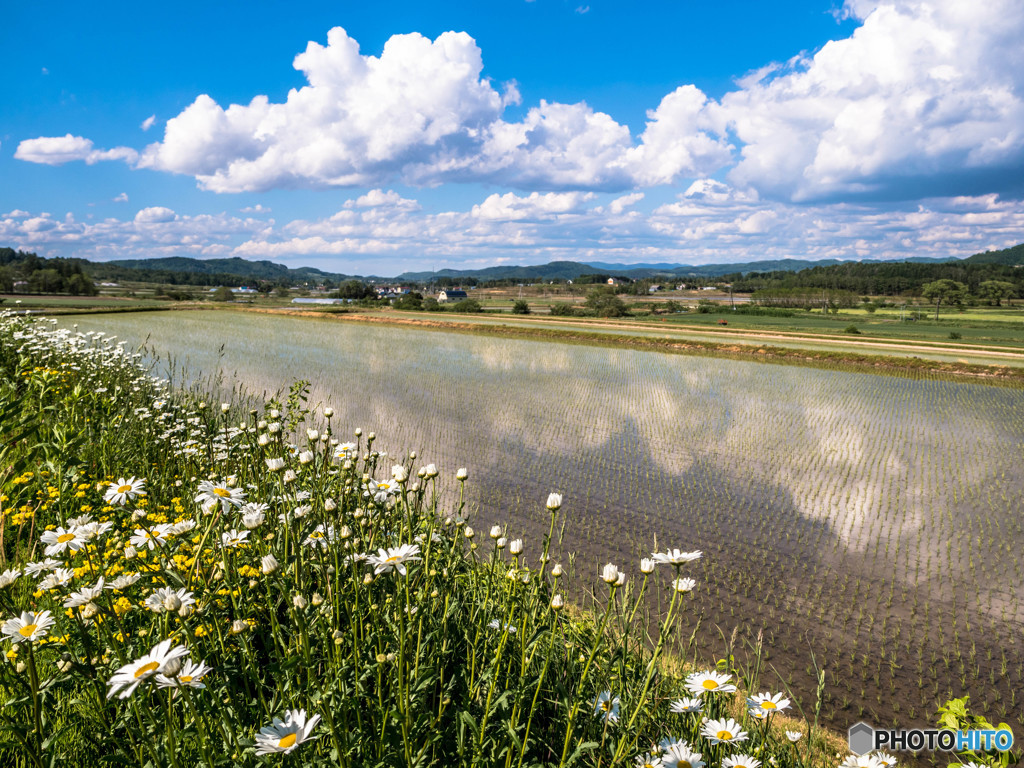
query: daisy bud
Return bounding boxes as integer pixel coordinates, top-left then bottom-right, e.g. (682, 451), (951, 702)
(306, 429), (319, 441)
(672, 577), (697, 593)
(417, 467), (427, 478)
(265, 457), (285, 472)
(258, 420), (268, 430)
(464, 526), (475, 539)
(268, 422), (281, 434)
(509, 539), (523, 555)
(257, 434), (270, 446)
(81, 603), (99, 619)
(324, 498), (336, 511)
(221, 403), (230, 413)
(489, 525), (502, 539)
(261, 554), (279, 575)
(601, 563), (620, 584)
(496, 537), (507, 549)
(363, 573), (373, 585)
(311, 593), (323, 606)
(270, 409), (280, 418)
(163, 593), (182, 612)
(179, 604), (193, 618)
(230, 620), (248, 635)
(456, 468), (468, 481)
(615, 572), (627, 587)
(392, 465), (408, 483)
(551, 594), (564, 611)
(298, 451), (314, 465)
(354, 428), (362, 437)
(640, 558), (655, 574)
(546, 493), (562, 510)
(551, 563), (563, 577)
(162, 656), (183, 677)
(424, 464), (438, 478)
(292, 595), (307, 610)
(323, 407), (334, 417)
(124, 546), (138, 560)
(340, 526), (352, 539)
(367, 432), (375, 442)
(283, 469), (297, 484)
(249, 579), (258, 589)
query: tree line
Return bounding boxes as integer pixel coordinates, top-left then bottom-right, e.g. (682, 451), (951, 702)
(0, 248), (98, 295)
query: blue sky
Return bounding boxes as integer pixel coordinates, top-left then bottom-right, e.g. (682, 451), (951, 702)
(2, 0), (1023, 275)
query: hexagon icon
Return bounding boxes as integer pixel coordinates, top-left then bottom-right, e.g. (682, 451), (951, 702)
(848, 722), (874, 755)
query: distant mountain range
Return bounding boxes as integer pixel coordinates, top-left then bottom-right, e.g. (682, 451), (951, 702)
(21, 242), (1024, 287)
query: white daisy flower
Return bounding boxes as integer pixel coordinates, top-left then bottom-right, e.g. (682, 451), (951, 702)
(63, 578), (105, 608)
(663, 744), (705, 768)
(129, 524), (173, 550)
(194, 480), (246, 511)
(367, 544), (421, 576)
(0, 569), (21, 589)
(220, 529), (249, 548)
(669, 697), (703, 713)
(370, 478), (397, 502)
(23, 559), (61, 577)
(105, 573), (141, 591)
(40, 526), (87, 556)
(685, 670), (737, 695)
(487, 619), (517, 634)
(254, 709), (321, 755)
(303, 525), (334, 549)
(785, 731), (803, 743)
(723, 755), (761, 768)
(592, 691), (620, 723)
(145, 587), (196, 614)
(700, 717), (747, 745)
(874, 752), (898, 767)
(37, 567), (75, 591)
(74, 520), (114, 541)
(106, 639), (189, 699)
(156, 658), (213, 689)
(747, 692), (790, 714)
(2, 610), (56, 644)
(652, 548), (702, 566)
(104, 477), (147, 506)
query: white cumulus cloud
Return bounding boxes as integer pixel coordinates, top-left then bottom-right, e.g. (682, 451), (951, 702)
(14, 134), (138, 166)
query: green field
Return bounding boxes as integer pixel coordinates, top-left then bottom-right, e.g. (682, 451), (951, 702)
(56, 310), (1024, 740)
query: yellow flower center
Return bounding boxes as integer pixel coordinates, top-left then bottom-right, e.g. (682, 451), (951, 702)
(385, 555), (400, 563)
(213, 488), (231, 498)
(716, 730), (733, 741)
(761, 701), (777, 709)
(277, 733), (297, 749)
(180, 676), (193, 683)
(118, 484), (132, 493)
(702, 680), (719, 690)
(57, 533), (75, 543)
(19, 624), (38, 637)
(678, 761), (692, 768)
(134, 661), (160, 678)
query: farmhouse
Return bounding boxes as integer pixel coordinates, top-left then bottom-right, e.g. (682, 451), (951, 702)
(437, 289), (468, 303)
